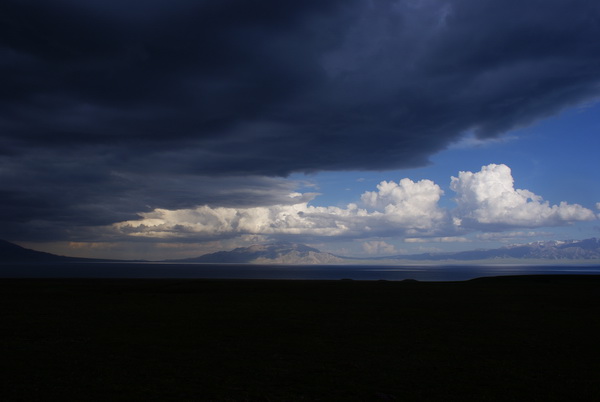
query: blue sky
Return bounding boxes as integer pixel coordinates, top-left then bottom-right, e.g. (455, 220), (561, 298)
(298, 101), (600, 210)
(287, 101), (600, 256)
(2, 0), (600, 260)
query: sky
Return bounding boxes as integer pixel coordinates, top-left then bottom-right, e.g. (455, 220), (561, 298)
(2, 0), (600, 260)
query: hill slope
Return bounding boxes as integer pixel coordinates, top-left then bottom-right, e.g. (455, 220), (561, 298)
(0, 240), (73, 263)
(0, 240), (117, 263)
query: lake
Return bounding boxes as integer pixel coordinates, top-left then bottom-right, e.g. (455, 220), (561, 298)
(1, 262), (600, 281)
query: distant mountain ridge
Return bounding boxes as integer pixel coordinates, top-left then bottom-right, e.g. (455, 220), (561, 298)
(173, 243), (346, 264)
(179, 238), (600, 264)
(1, 238), (599, 264)
(382, 238), (600, 262)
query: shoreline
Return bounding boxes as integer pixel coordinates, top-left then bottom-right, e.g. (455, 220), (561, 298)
(2, 262), (600, 282)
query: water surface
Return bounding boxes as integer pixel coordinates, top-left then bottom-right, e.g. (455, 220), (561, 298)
(2, 262), (600, 281)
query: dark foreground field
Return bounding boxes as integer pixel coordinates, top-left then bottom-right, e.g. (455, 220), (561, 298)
(2, 276), (600, 401)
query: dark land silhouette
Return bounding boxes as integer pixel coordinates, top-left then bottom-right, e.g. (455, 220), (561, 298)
(2, 276), (599, 401)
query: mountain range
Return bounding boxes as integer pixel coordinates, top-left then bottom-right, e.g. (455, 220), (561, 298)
(380, 238), (600, 262)
(1, 238), (600, 264)
(172, 243), (346, 264)
(171, 238), (600, 264)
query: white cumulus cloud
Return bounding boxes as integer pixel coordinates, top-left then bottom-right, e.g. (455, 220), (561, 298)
(114, 164), (596, 241)
(116, 202), (359, 238)
(361, 178), (446, 229)
(450, 164), (595, 229)
(115, 177), (448, 239)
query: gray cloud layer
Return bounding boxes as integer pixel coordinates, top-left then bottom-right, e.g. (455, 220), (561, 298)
(2, 0), (600, 240)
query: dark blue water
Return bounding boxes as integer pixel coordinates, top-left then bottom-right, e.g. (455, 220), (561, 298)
(1, 262), (600, 281)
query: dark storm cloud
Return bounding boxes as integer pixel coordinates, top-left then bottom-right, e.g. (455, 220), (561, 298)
(2, 0), (600, 240)
(0, 152), (304, 241)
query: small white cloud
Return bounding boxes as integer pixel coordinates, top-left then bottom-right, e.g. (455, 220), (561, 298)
(450, 164), (595, 229)
(362, 240), (397, 255)
(448, 132), (518, 150)
(404, 236), (469, 243)
(439, 236), (469, 242)
(476, 231), (554, 242)
(403, 238), (428, 243)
